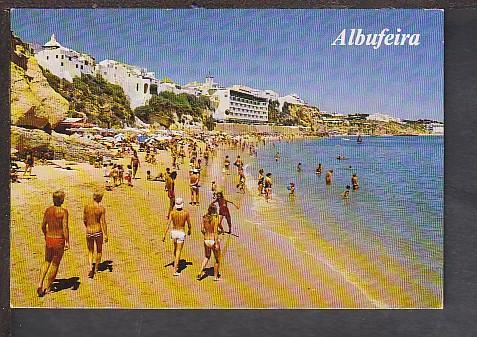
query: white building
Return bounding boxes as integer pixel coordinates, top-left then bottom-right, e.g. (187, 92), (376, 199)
(367, 113), (401, 123)
(97, 59), (156, 109)
(35, 34), (96, 82)
(277, 94), (305, 112)
(426, 122), (444, 134)
(211, 86), (269, 123)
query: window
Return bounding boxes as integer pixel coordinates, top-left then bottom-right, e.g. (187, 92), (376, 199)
(55, 55), (58, 59)
(61, 55), (64, 59)
(136, 83), (139, 91)
(80, 65), (83, 69)
(46, 56), (49, 60)
(76, 64), (78, 68)
(69, 57), (72, 61)
(85, 61), (89, 66)
(61, 62), (64, 66)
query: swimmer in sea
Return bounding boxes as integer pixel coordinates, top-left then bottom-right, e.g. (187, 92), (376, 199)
(316, 163), (322, 175)
(288, 182), (295, 196)
(341, 185), (351, 199)
(326, 170), (333, 185)
(351, 174), (359, 190)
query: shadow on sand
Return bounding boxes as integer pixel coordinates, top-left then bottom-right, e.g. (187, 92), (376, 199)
(51, 277), (80, 293)
(98, 260), (113, 273)
(164, 259), (192, 273)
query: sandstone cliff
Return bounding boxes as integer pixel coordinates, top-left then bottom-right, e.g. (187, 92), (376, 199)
(11, 39), (69, 131)
(11, 126), (111, 162)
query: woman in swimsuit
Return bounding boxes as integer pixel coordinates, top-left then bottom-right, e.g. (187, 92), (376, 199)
(257, 169), (265, 195)
(210, 192), (239, 234)
(197, 205), (221, 281)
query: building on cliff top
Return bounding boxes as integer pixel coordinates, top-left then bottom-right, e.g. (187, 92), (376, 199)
(35, 34), (96, 82)
(97, 59), (157, 109)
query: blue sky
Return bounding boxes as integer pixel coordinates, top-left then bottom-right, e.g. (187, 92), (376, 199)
(12, 9), (443, 121)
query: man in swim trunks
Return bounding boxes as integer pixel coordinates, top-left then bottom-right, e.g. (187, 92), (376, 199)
(83, 191), (108, 279)
(224, 155), (231, 175)
(162, 198), (192, 276)
(37, 190), (69, 297)
(131, 151), (140, 179)
(197, 204), (221, 281)
(190, 169), (200, 206)
(234, 155), (243, 173)
(167, 171), (177, 219)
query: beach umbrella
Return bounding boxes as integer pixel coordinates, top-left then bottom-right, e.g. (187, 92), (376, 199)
(114, 134), (125, 142)
(137, 134), (150, 143)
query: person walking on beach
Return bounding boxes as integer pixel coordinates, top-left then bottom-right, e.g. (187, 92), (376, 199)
(131, 151), (140, 179)
(326, 170), (333, 185)
(351, 174), (359, 190)
(24, 152), (34, 177)
(264, 173), (273, 202)
(167, 171), (178, 219)
(237, 168), (246, 193)
(234, 155), (243, 173)
(297, 163), (302, 173)
(162, 198), (192, 276)
(37, 190), (69, 297)
(257, 169), (265, 195)
(190, 168), (200, 206)
(210, 192), (239, 234)
(83, 191), (108, 279)
(197, 204), (221, 281)
(224, 155), (231, 175)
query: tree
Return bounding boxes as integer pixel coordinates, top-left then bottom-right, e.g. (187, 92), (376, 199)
(268, 100), (280, 124)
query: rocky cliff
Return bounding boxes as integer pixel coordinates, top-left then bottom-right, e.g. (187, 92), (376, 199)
(11, 38), (69, 131)
(11, 126), (111, 162)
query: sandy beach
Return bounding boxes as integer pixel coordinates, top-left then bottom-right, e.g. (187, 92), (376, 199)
(10, 139), (440, 308)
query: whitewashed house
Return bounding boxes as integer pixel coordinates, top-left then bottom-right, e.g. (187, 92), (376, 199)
(35, 34), (96, 82)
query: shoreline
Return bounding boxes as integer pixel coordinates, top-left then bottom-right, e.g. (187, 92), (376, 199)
(10, 137), (441, 308)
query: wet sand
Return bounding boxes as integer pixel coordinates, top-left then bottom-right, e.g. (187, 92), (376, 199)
(10, 145), (435, 308)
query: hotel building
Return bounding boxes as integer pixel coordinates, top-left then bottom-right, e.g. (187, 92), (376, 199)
(35, 34), (96, 82)
(211, 85), (269, 123)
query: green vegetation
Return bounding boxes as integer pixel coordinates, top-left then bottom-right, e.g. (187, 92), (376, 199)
(134, 91), (212, 129)
(41, 69), (133, 128)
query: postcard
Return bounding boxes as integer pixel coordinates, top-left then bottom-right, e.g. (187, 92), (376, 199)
(10, 8), (443, 308)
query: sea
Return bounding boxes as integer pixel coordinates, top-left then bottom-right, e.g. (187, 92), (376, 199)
(242, 135), (444, 306)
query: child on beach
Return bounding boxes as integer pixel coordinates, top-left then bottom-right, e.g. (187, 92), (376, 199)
(124, 165), (133, 187)
(146, 170), (152, 181)
(105, 178), (113, 191)
(110, 164), (119, 186)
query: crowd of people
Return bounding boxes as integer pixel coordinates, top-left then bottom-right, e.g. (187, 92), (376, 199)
(33, 132), (361, 297)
